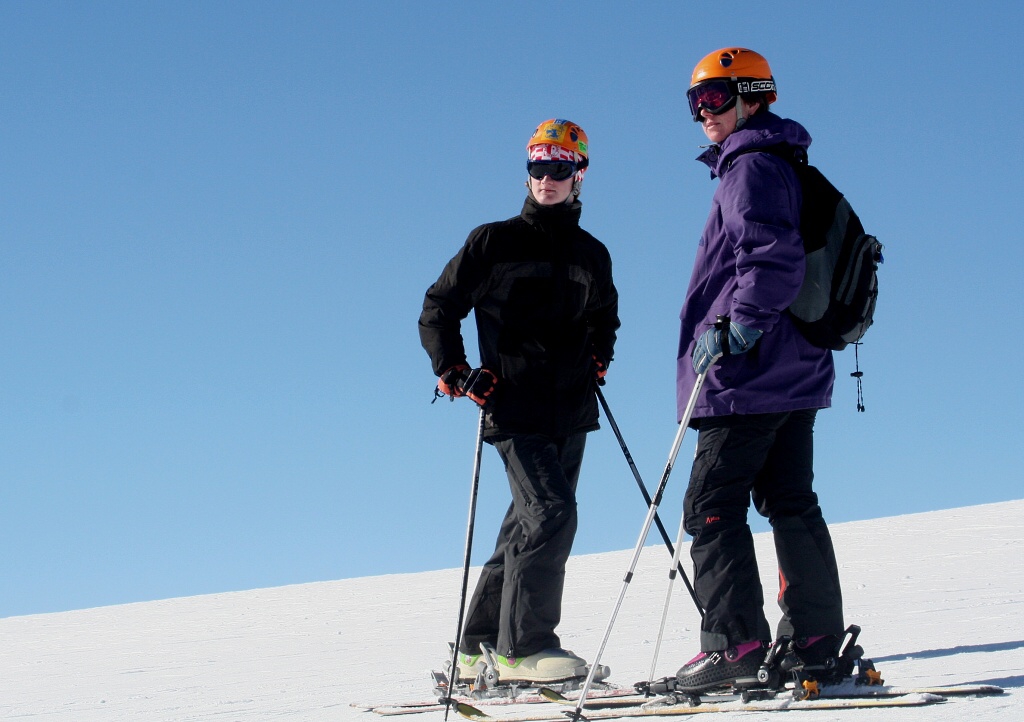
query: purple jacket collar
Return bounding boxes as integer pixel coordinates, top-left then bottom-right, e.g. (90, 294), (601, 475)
(697, 112), (813, 178)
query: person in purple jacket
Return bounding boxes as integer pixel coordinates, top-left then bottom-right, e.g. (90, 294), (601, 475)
(672, 48), (847, 692)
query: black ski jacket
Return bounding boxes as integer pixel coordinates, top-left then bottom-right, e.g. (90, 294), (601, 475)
(419, 195), (619, 440)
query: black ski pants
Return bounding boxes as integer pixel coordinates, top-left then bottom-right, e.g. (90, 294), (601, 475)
(460, 432), (586, 659)
(683, 409), (844, 652)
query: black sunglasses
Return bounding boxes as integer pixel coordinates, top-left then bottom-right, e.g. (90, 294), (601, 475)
(526, 160), (577, 181)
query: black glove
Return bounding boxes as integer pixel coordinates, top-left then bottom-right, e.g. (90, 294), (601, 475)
(461, 368), (498, 407)
(438, 364), (471, 398)
(436, 365), (497, 407)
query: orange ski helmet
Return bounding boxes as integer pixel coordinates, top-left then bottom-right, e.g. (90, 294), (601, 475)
(526, 119), (589, 170)
(687, 48), (777, 122)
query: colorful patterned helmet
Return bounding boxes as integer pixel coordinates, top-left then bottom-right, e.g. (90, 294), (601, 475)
(526, 119), (589, 170)
(690, 47), (777, 105)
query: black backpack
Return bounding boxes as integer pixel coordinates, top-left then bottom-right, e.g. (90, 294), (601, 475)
(740, 145), (884, 351)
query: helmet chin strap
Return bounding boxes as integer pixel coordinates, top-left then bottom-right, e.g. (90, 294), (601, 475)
(734, 99), (748, 130)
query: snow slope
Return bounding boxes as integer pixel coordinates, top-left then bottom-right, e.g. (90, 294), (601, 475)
(3, 500), (1022, 721)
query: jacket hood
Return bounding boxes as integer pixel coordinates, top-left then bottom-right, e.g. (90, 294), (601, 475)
(697, 111), (812, 178)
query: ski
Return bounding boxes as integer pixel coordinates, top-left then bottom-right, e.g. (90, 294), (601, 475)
(355, 684), (634, 716)
(803, 681), (1003, 699)
(357, 682), (1003, 717)
(557, 681), (1002, 706)
(356, 643), (617, 716)
(451, 693), (946, 720)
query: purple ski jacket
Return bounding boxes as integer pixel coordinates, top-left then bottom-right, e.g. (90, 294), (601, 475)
(676, 111), (834, 422)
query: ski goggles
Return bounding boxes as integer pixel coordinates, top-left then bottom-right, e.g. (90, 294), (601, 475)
(526, 160), (578, 181)
(686, 80), (738, 122)
(687, 78), (778, 122)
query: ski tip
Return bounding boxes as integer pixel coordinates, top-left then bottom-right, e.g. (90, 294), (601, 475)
(538, 687), (569, 703)
(978, 684), (1006, 695)
(453, 701), (491, 721)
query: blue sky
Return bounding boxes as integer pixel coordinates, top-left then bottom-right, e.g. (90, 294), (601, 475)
(2, 1), (1022, 618)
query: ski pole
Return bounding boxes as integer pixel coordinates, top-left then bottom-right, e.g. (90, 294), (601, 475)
(569, 370), (709, 720)
(595, 386), (704, 619)
(444, 408), (486, 721)
(646, 315), (731, 686)
(645, 507), (691, 686)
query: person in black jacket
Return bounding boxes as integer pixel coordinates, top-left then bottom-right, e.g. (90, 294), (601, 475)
(419, 119), (619, 684)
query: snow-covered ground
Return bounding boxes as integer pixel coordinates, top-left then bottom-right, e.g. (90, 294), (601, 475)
(3, 500), (1022, 721)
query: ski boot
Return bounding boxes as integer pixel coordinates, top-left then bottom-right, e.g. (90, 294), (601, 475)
(671, 640), (768, 693)
(437, 641), (611, 701)
(455, 651), (487, 680)
(477, 643), (596, 684)
(632, 642), (775, 707)
(437, 643), (514, 700)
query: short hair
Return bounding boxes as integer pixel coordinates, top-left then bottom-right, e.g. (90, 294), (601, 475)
(740, 93), (770, 115)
